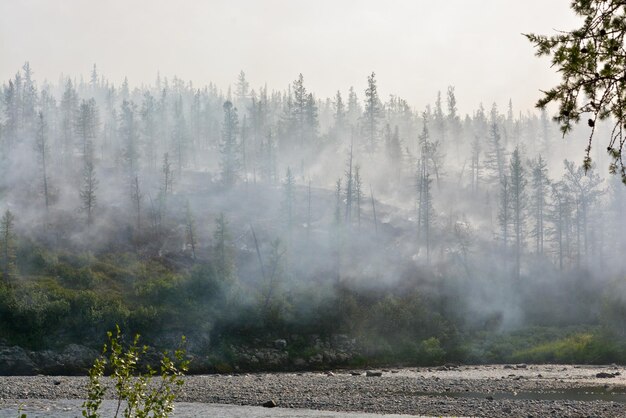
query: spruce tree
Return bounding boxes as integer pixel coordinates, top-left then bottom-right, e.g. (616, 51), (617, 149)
(509, 147), (527, 280)
(363, 72), (381, 152)
(0, 210), (16, 283)
(220, 101), (240, 187)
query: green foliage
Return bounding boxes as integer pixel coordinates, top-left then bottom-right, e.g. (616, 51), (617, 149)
(83, 325), (189, 418)
(418, 337), (446, 365)
(511, 333), (623, 364)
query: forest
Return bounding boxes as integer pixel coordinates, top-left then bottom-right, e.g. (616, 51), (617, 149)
(1, 62), (626, 371)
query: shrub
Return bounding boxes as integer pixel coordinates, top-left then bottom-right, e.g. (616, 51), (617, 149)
(82, 325), (189, 418)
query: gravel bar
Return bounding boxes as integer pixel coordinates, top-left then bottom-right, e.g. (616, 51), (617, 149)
(1, 364), (626, 417)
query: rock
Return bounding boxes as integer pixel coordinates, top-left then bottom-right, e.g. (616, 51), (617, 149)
(58, 344), (99, 374)
(596, 372), (617, 378)
(486, 395), (494, 401)
(516, 364), (528, 369)
(292, 358), (307, 368)
(366, 370), (382, 377)
(309, 353), (323, 364)
(0, 346), (38, 375)
(262, 399), (277, 408)
(273, 339), (287, 350)
(33, 344), (99, 375)
(325, 371), (335, 376)
(350, 371), (362, 376)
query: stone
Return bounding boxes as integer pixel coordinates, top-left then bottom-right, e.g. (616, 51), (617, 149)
(262, 400), (277, 408)
(366, 370), (382, 377)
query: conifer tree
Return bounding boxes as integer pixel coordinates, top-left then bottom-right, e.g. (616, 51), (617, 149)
(185, 200), (197, 261)
(35, 112), (51, 218)
(60, 79), (78, 166)
(282, 167), (295, 232)
(333, 90), (346, 137)
(141, 91), (158, 170)
(530, 155), (550, 255)
(220, 101), (240, 187)
(214, 213), (234, 281)
(363, 72), (381, 152)
(0, 210), (16, 283)
(131, 175), (142, 232)
(172, 96), (187, 176)
(354, 165), (364, 227)
(484, 104), (505, 184)
(80, 140), (98, 228)
(344, 141), (354, 224)
(76, 98), (99, 160)
(235, 70), (250, 106)
(347, 86), (361, 127)
(120, 99), (142, 218)
(509, 147), (527, 280)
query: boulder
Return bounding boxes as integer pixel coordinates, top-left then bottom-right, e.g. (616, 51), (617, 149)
(58, 344), (99, 374)
(0, 346), (38, 375)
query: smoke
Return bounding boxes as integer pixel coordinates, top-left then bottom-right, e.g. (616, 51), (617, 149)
(0, 63), (623, 351)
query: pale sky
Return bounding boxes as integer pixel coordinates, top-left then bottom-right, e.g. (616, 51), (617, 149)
(0, 0), (580, 115)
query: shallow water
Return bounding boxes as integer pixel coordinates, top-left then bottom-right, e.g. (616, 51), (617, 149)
(429, 386), (626, 403)
(0, 400), (422, 418)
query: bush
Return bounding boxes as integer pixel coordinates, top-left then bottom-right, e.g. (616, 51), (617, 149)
(83, 325), (189, 418)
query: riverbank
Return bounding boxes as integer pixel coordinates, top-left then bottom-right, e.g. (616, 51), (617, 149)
(1, 364), (626, 417)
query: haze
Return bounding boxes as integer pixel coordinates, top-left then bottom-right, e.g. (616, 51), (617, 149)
(0, 0), (579, 113)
